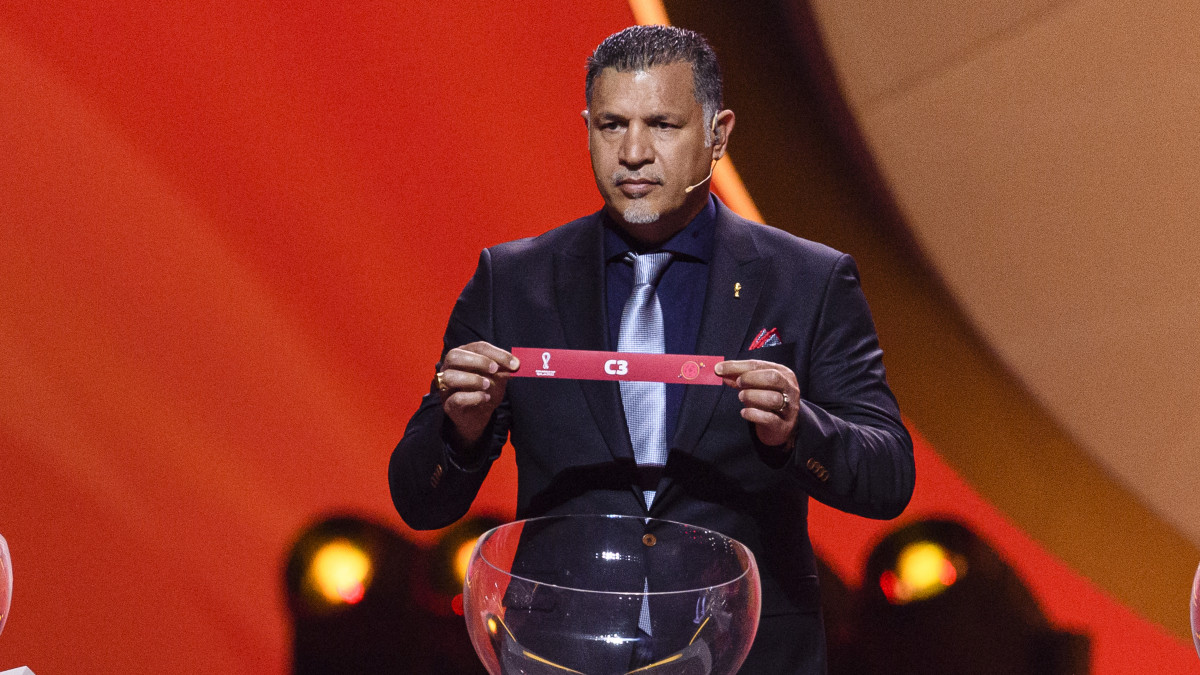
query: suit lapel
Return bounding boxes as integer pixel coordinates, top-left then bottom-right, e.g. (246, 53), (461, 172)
(669, 203), (764, 460)
(554, 215), (635, 462)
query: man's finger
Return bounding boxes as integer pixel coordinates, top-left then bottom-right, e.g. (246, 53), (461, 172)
(444, 346), (517, 375)
(716, 360), (795, 393)
(738, 388), (790, 415)
(458, 341), (521, 371)
(740, 407), (784, 426)
(444, 390), (492, 411)
(442, 348), (497, 374)
(714, 359), (776, 377)
(734, 368), (792, 391)
(437, 370), (493, 393)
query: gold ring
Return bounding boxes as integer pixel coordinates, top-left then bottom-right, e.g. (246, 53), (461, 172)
(777, 392), (790, 414)
(435, 371), (449, 393)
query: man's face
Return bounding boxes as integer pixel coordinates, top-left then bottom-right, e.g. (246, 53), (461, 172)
(585, 62), (720, 245)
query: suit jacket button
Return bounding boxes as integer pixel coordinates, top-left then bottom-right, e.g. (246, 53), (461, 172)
(642, 534), (657, 547)
(806, 458), (829, 482)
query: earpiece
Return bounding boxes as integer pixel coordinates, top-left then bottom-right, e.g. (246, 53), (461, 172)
(684, 113), (721, 194)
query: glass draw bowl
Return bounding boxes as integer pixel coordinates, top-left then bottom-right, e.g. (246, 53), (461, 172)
(463, 514), (760, 675)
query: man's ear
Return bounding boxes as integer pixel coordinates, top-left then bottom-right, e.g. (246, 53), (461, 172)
(711, 109), (735, 161)
(581, 110), (590, 130)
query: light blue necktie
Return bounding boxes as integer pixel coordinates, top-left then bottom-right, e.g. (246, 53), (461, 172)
(618, 251), (673, 509)
(618, 251), (672, 639)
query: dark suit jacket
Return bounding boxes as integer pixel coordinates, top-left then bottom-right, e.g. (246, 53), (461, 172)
(390, 200), (915, 673)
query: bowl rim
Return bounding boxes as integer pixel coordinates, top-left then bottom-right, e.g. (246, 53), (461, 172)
(469, 514), (758, 596)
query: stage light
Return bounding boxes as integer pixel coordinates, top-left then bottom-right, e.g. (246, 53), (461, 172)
(285, 517), (396, 618)
(284, 515), (490, 674)
(880, 540), (963, 605)
(308, 539), (372, 606)
(428, 515), (503, 599)
(453, 538), (475, 587)
(848, 519), (1090, 675)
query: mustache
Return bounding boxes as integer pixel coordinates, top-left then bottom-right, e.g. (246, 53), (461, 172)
(611, 169), (664, 185)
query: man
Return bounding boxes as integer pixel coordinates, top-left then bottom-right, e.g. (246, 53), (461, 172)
(390, 25), (914, 674)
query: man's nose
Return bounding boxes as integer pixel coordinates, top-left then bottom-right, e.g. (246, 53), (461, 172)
(619, 125), (653, 167)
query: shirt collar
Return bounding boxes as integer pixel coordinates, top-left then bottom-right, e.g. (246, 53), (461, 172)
(603, 196), (716, 264)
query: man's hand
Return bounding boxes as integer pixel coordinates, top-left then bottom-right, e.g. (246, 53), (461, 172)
(714, 359), (800, 448)
(436, 342), (520, 449)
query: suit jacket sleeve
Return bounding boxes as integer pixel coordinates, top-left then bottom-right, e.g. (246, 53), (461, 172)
(388, 248), (512, 530)
(782, 253), (914, 519)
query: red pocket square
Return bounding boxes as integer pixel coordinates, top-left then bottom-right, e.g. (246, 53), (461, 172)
(749, 327), (782, 350)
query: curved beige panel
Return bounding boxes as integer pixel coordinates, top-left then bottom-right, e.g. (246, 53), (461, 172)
(815, 0), (1061, 110)
(813, 0), (1200, 549)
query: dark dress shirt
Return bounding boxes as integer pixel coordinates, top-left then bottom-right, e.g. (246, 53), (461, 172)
(603, 197), (715, 444)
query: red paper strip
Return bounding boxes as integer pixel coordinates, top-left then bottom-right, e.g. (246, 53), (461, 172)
(510, 347), (724, 385)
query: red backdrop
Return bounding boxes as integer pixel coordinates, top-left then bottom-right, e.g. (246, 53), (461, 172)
(0, 2), (1193, 672)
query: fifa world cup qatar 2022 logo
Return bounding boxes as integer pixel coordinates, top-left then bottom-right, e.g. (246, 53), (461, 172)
(535, 351), (556, 377)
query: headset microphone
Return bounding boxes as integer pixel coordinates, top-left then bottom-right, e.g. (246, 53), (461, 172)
(684, 160), (716, 194)
(684, 113), (721, 194)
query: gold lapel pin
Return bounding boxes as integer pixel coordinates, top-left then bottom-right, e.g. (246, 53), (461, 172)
(734, 282), (742, 298)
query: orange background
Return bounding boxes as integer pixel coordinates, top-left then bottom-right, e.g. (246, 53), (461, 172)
(0, 2), (1194, 672)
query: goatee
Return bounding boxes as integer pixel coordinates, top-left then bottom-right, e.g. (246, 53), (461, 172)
(623, 202), (660, 225)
